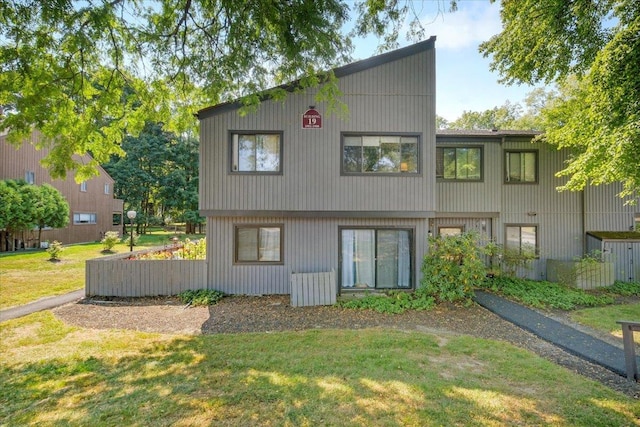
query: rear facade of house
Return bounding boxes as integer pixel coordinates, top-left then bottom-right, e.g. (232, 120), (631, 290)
(0, 130), (124, 250)
(198, 38), (639, 296)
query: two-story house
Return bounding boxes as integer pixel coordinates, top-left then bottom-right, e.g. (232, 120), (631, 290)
(198, 37), (639, 296)
(0, 130), (124, 250)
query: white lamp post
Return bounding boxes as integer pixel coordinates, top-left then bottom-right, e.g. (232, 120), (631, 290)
(127, 210), (137, 252)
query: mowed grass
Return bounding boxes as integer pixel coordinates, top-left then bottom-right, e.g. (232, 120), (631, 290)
(1, 312), (639, 426)
(571, 303), (640, 341)
(0, 231), (202, 309)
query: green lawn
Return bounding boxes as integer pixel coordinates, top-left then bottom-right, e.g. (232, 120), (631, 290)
(1, 311), (638, 426)
(0, 231), (202, 309)
(571, 303), (640, 340)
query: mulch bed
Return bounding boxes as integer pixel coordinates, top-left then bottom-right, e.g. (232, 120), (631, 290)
(53, 295), (640, 399)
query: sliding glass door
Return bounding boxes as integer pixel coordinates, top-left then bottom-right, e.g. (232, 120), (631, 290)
(340, 228), (412, 290)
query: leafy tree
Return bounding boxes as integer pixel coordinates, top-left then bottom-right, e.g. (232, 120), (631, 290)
(0, 179), (67, 250)
(34, 184), (70, 246)
(1, 1), (454, 179)
(450, 100), (523, 130)
(158, 134), (203, 234)
(104, 122), (202, 233)
(480, 0), (640, 200)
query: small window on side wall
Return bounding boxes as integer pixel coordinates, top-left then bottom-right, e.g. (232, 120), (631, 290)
(231, 132), (282, 173)
(235, 225), (283, 264)
(80, 181), (88, 192)
(25, 170), (35, 184)
(505, 151), (537, 183)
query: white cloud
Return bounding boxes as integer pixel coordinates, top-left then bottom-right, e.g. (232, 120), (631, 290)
(421, 2), (502, 50)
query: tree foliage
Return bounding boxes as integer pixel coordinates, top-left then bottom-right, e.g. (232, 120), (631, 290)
(0, 179), (69, 250)
(103, 122), (202, 233)
(0, 1), (453, 179)
(480, 0), (640, 200)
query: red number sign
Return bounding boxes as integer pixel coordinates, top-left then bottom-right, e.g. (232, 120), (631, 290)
(302, 109), (322, 129)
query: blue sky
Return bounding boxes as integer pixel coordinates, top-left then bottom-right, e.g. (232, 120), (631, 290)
(350, 1), (542, 122)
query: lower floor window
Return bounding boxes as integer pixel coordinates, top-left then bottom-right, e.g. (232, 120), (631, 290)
(340, 228), (412, 289)
(74, 213), (96, 224)
(505, 225), (538, 255)
(235, 225), (283, 263)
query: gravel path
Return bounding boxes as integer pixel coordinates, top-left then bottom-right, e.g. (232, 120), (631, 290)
(53, 295), (640, 399)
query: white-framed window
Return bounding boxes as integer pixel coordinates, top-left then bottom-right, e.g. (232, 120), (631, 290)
(505, 150), (538, 183)
(231, 132), (282, 173)
(25, 170), (35, 184)
(234, 225), (283, 264)
(104, 183), (110, 195)
(73, 212), (97, 224)
(342, 134), (419, 174)
(80, 181), (88, 192)
(436, 147), (482, 181)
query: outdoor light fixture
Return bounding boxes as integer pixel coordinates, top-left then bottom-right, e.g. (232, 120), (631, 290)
(127, 210), (137, 252)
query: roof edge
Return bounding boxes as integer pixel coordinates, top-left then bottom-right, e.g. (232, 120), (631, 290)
(196, 36), (436, 120)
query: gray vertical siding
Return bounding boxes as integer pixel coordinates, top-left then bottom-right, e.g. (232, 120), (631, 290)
(585, 183), (637, 231)
(86, 258), (207, 297)
(199, 47), (436, 214)
(435, 135), (638, 281)
(206, 217), (428, 295)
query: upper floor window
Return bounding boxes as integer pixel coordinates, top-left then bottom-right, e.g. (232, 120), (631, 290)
(25, 170), (35, 184)
(505, 150), (537, 183)
(231, 132), (282, 173)
(104, 183), (110, 195)
(74, 212), (96, 224)
(342, 134), (419, 174)
(235, 225), (283, 264)
(436, 147), (482, 181)
(80, 181), (88, 192)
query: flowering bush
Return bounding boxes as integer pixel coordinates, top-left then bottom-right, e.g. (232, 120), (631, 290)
(129, 238), (206, 260)
(101, 231), (120, 251)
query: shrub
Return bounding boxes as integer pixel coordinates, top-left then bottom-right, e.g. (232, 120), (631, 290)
(338, 290), (435, 314)
(177, 238), (206, 260)
(419, 231), (486, 304)
(602, 281), (640, 297)
(485, 241), (537, 278)
(46, 240), (64, 261)
(178, 289), (224, 306)
(101, 231), (120, 251)
(124, 231), (139, 248)
(481, 276), (614, 310)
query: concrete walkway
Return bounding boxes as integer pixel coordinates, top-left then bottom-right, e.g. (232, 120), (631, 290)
(474, 290), (640, 378)
(0, 289), (85, 322)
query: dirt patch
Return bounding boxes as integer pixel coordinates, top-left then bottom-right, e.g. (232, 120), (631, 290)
(53, 295), (640, 399)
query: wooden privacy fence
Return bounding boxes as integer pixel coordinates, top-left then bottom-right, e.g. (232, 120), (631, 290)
(290, 270), (336, 307)
(86, 252), (207, 297)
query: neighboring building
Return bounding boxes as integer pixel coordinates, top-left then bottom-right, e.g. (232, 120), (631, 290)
(0, 130), (124, 250)
(197, 37), (639, 296)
